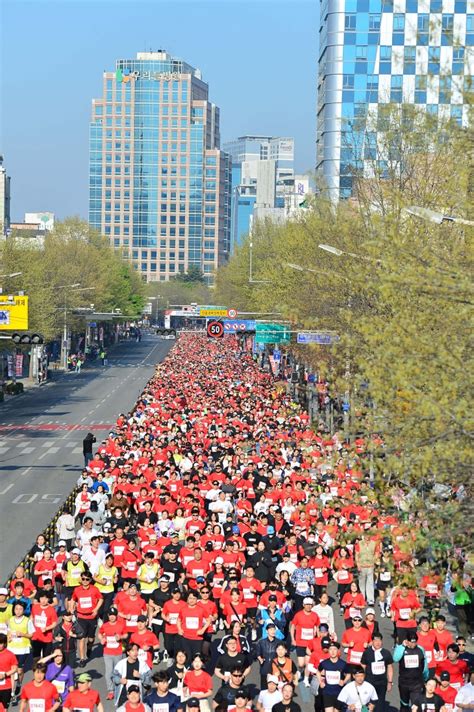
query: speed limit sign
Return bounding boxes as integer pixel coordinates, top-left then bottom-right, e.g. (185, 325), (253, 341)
(207, 320), (224, 339)
(227, 308), (238, 318)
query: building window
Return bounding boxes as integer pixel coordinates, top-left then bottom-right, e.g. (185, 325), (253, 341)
(428, 46), (441, 74)
(345, 14), (356, 30)
(369, 13), (381, 30)
(393, 14), (405, 30)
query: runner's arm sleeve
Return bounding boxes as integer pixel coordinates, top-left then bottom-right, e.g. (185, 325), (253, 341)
(393, 644), (405, 663)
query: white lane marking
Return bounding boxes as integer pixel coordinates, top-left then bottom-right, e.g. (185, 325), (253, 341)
(0, 483), (14, 495)
(20, 448), (35, 455)
(38, 452), (47, 460)
(21, 466), (32, 477)
(72, 447), (82, 454)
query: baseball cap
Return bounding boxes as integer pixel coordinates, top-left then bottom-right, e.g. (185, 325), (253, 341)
(321, 636), (332, 648)
(196, 577), (206, 583)
(58, 540), (66, 547)
(0, 588), (7, 596)
(268, 595), (277, 602)
(283, 551), (290, 557)
(440, 671), (451, 681)
(71, 548), (81, 555)
(235, 689), (248, 699)
(187, 699), (200, 708)
(127, 685), (140, 694)
(406, 631), (418, 641)
(303, 597), (314, 605)
(77, 673), (92, 683)
(109, 607), (118, 615)
(266, 622), (276, 629)
(366, 608), (376, 615)
(137, 615), (148, 623)
(267, 675), (279, 684)
(215, 557), (224, 564)
(351, 612), (363, 620)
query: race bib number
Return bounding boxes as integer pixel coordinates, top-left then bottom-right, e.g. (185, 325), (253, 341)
(338, 570), (349, 581)
(79, 597), (92, 609)
(425, 650), (432, 664)
(314, 569), (323, 579)
(29, 700), (46, 712)
(138, 649), (147, 663)
(301, 627), (313, 640)
(379, 572), (391, 582)
(186, 616), (199, 630)
(243, 590), (253, 599)
(52, 680), (65, 694)
(349, 607), (361, 618)
(404, 654), (419, 669)
(371, 661), (386, 675)
(296, 582), (308, 594)
(153, 704), (170, 712)
(349, 650), (363, 664)
(168, 613), (179, 625)
(106, 636), (120, 649)
(399, 608), (411, 620)
(325, 671), (341, 685)
(426, 584), (438, 595)
(34, 614), (47, 629)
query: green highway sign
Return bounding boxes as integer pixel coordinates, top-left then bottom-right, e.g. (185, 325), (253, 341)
(255, 323), (291, 344)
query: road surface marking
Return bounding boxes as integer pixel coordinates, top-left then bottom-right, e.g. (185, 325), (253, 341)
(20, 448), (35, 455)
(72, 447), (82, 454)
(0, 483), (14, 495)
(21, 466), (32, 477)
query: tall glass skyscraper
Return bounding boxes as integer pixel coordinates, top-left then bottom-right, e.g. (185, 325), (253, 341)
(89, 51), (231, 282)
(316, 0), (473, 200)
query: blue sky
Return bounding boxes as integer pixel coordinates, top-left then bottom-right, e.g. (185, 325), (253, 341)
(1, 0), (318, 221)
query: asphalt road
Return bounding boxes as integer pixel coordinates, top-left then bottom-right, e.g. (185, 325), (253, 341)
(0, 334), (173, 577)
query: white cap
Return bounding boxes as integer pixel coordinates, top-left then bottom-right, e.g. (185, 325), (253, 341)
(214, 557), (224, 565)
(58, 540), (66, 547)
(71, 547), (81, 555)
(267, 675), (279, 685)
(303, 597), (314, 605)
(366, 607), (376, 615)
(0, 588), (8, 595)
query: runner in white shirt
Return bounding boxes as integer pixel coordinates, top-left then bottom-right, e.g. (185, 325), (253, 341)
(455, 671), (474, 711)
(337, 667), (378, 711)
(257, 676), (283, 712)
(314, 592), (336, 637)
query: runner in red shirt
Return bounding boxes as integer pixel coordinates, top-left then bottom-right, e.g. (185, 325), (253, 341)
(162, 588), (185, 660)
(115, 583), (148, 635)
(0, 635), (18, 710)
(129, 616), (159, 669)
(435, 645), (469, 690)
(30, 594), (58, 661)
(63, 673), (103, 712)
(436, 672), (458, 712)
(238, 565), (264, 636)
(390, 584), (421, 643)
(71, 572), (103, 667)
(290, 598), (321, 673)
(340, 615), (372, 668)
(177, 592), (211, 660)
(98, 608), (127, 700)
(19, 663), (60, 712)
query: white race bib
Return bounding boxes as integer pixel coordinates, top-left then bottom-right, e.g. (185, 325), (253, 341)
(106, 636), (120, 649)
(79, 597), (92, 609)
(29, 700), (46, 712)
(349, 650), (363, 664)
(404, 654), (419, 669)
(379, 572), (391, 582)
(371, 661), (386, 675)
(301, 627), (313, 640)
(325, 671), (341, 685)
(185, 616), (199, 630)
(399, 608), (411, 620)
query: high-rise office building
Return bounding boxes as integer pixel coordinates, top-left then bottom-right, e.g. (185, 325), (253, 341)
(316, 0), (473, 200)
(223, 136), (294, 248)
(0, 156), (11, 235)
(89, 51), (231, 282)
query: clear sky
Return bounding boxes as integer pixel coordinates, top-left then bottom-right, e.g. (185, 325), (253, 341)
(1, 0), (318, 221)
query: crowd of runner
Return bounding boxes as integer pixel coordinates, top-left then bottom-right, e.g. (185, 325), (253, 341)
(0, 335), (472, 712)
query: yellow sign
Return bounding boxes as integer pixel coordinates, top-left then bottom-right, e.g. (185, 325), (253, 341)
(0, 296), (29, 330)
(199, 308), (228, 317)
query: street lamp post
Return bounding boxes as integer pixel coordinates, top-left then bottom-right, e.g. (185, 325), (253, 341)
(58, 284), (94, 370)
(403, 205), (474, 226)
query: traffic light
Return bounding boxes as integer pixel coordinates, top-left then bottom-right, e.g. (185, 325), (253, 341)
(11, 333), (44, 345)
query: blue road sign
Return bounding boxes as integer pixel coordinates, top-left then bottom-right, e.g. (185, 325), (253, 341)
(297, 332), (340, 345)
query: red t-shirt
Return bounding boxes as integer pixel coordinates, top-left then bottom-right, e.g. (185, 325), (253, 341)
(63, 688), (101, 712)
(162, 599), (185, 634)
(341, 626), (372, 664)
(183, 669), (212, 695)
(20, 679), (59, 711)
(10, 578), (36, 598)
(99, 619), (126, 655)
(72, 585), (103, 619)
(31, 604), (58, 643)
(435, 659), (469, 688)
(436, 684), (457, 711)
(115, 595), (147, 632)
(179, 604), (207, 640)
(0, 649), (18, 690)
(291, 610), (321, 647)
(130, 630), (160, 668)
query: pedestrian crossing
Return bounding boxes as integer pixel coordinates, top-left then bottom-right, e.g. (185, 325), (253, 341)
(0, 440), (83, 460)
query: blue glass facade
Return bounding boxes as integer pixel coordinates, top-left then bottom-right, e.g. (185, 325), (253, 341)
(88, 52), (231, 282)
(316, 0), (474, 200)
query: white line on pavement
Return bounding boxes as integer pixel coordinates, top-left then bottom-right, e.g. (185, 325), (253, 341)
(21, 466), (32, 477)
(0, 483), (14, 495)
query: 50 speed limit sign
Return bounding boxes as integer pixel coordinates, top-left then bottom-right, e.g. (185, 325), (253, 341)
(207, 320), (224, 339)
